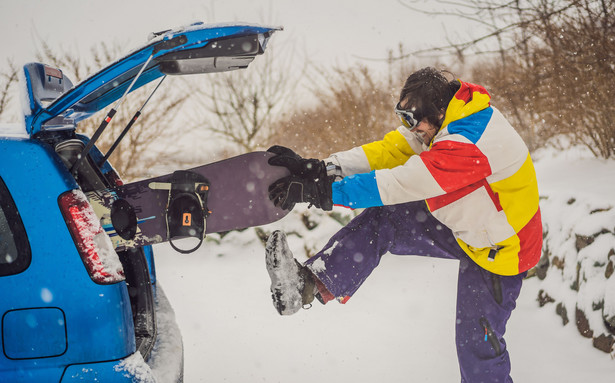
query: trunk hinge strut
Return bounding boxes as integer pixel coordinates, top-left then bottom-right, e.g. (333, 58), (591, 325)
(70, 54), (154, 175)
(98, 75), (166, 166)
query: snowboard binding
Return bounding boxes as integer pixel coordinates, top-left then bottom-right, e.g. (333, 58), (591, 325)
(149, 170), (211, 253)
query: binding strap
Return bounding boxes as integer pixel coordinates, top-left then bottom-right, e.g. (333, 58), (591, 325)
(149, 170), (211, 253)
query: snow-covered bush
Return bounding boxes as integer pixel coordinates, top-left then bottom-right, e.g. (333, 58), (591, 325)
(206, 205), (357, 263)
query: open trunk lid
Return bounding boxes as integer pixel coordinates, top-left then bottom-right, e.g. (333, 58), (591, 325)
(22, 22), (281, 135)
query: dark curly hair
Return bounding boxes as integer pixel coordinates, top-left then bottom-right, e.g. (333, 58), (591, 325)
(399, 67), (460, 127)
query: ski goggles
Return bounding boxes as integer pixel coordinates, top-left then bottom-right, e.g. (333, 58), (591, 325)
(394, 102), (423, 130)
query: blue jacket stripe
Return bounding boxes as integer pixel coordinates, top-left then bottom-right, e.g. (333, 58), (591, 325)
(332, 170), (384, 208)
(446, 107), (493, 144)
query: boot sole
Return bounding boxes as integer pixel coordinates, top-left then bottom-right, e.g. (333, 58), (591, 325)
(265, 230), (303, 315)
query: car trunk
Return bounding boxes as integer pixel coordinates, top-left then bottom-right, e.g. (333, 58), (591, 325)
(51, 135), (157, 360)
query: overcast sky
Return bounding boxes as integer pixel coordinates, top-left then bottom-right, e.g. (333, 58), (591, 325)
(0, 0), (473, 74)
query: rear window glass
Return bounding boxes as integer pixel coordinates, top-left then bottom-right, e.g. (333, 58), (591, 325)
(0, 177), (31, 276)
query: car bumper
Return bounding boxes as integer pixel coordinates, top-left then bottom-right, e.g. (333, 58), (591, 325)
(60, 352), (156, 382)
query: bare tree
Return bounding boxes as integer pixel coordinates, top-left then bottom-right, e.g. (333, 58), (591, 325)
(270, 63), (404, 158)
(528, 0), (615, 158)
(396, 0), (582, 59)
(0, 61), (18, 121)
(190, 43), (305, 155)
(397, 0), (615, 158)
(474, 0), (615, 156)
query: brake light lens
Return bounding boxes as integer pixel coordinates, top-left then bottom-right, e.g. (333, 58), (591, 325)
(58, 189), (125, 284)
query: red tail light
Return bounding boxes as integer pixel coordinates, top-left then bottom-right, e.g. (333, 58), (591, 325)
(58, 189), (125, 284)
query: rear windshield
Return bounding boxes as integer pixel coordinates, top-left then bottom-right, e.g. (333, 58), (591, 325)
(0, 177), (31, 276)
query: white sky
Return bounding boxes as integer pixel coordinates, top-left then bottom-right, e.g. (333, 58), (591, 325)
(0, 0), (474, 75)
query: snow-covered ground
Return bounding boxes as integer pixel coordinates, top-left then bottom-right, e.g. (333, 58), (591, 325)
(154, 145), (615, 382)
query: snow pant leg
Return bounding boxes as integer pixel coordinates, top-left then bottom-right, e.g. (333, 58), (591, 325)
(455, 255), (525, 383)
(304, 201), (464, 301)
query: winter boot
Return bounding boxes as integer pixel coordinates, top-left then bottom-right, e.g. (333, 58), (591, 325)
(265, 230), (316, 315)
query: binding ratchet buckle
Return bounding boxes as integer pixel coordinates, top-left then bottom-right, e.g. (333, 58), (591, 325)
(149, 170), (211, 254)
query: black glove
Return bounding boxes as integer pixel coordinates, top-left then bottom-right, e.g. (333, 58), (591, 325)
(267, 145), (323, 179)
(268, 175), (333, 211)
(267, 145), (334, 211)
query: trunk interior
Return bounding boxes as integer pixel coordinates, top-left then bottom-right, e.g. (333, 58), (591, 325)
(49, 133), (157, 360)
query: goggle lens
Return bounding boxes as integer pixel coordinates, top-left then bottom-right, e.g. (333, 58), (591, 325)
(394, 102), (422, 130)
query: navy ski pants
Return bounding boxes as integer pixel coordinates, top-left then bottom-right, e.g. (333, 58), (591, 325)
(305, 202), (525, 383)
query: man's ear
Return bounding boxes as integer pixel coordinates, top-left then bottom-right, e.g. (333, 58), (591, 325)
(438, 110), (446, 126)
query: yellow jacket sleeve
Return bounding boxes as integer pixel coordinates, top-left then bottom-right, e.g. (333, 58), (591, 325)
(361, 130), (416, 170)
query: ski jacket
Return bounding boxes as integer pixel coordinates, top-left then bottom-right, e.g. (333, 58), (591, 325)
(326, 80), (542, 276)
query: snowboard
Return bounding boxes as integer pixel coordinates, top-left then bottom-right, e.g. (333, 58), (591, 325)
(86, 151), (290, 253)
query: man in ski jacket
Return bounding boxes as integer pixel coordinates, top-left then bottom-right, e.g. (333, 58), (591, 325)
(265, 67), (542, 382)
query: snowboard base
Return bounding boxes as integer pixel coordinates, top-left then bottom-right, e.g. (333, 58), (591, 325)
(87, 151), (290, 252)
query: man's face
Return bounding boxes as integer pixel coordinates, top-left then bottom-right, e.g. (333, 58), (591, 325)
(399, 98), (440, 145)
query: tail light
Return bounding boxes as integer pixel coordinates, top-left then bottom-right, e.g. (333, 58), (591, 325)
(58, 189), (125, 284)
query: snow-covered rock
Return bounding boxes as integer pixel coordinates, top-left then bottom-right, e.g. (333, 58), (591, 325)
(536, 193), (615, 353)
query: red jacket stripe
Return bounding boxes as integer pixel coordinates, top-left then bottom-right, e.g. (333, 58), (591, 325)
(420, 141), (492, 193)
(516, 208), (543, 273)
(426, 179), (503, 212)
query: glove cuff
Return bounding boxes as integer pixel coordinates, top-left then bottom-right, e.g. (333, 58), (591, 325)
(316, 163), (334, 211)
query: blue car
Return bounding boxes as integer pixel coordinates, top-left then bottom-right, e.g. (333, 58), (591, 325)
(0, 22), (279, 382)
